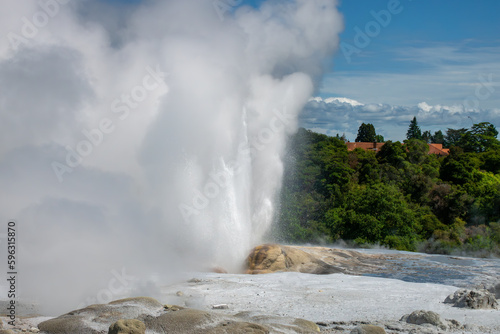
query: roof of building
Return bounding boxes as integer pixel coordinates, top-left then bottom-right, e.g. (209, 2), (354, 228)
(346, 142), (449, 156)
(346, 142), (385, 151)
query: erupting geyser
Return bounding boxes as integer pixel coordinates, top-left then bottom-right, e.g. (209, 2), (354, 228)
(0, 0), (343, 314)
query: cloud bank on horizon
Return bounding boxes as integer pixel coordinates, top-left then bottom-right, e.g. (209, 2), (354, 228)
(311, 0), (500, 141)
(303, 97), (500, 142)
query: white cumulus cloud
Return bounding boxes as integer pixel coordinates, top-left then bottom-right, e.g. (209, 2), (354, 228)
(301, 97), (500, 141)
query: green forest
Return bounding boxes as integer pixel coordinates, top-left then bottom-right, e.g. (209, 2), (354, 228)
(276, 118), (500, 256)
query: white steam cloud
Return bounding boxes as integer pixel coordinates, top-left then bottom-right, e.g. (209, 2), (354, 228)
(0, 0), (342, 314)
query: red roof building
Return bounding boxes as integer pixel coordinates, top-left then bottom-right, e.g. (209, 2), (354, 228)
(427, 143), (450, 156)
(346, 142), (449, 156)
(346, 142), (385, 152)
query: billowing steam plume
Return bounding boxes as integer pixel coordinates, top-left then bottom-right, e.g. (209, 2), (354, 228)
(0, 0), (342, 314)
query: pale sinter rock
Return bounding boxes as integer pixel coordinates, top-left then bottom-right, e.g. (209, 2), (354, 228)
(37, 297), (320, 334)
(350, 324), (386, 334)
(487, 282), (500, 299)
(444, 289), (498, 309)
(400, 310), (448, 330)
(108, 319), (146, 334)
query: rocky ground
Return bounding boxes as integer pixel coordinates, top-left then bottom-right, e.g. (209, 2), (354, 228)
(0, 244), (499, 333)
(159, 272), (499, 334)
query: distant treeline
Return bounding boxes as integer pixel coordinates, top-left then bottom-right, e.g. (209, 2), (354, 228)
(275, 121), (500, 256)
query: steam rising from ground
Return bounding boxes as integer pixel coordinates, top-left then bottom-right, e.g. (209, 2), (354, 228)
(0, 0), (342, 314)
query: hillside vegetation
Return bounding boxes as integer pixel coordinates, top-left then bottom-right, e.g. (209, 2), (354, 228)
(276, 123), (500, 256)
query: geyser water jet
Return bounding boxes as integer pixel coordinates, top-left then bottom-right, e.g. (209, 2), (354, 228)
(0, 0), (343, 314)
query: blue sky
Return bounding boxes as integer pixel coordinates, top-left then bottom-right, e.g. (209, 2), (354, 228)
(242, 0), (500, 140)
(109, 0), (500, 141)
(326, 0), (500, 104)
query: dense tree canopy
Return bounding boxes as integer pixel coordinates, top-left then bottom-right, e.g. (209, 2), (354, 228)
(459, 122), (499, 153)
(277, 125), (500, 256)
(406, 117), (422, 140)
(431, 130), (445, 145)
(422, 130), (432, 144)
(375, 134), (385, 143)
(445, 128), (468, 147)
(355, 123), (377, 142)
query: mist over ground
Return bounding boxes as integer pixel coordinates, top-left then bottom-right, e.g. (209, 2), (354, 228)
(0, 0), (343, 314)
